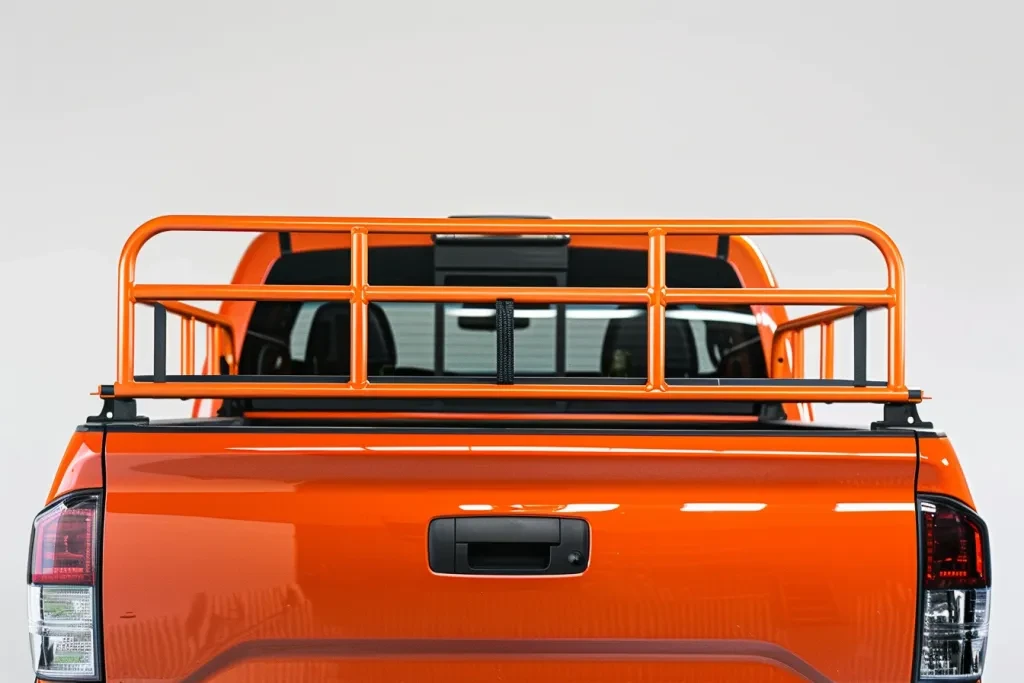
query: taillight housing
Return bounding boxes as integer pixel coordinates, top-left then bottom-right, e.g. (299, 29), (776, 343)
(917, 495), (991, 681)
(27, 491), (102, 680)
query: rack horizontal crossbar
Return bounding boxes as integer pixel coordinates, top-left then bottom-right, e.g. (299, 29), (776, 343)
(132, 284), (895, 307)
(130, 374), (891, 388)
(108, 381), (910, 403)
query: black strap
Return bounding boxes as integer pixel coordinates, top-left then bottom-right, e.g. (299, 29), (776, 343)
(716, 235), (730, 260)
(433, 303), (445, 375)
(496, 299), (515, 384)
(853, 307), (867, 387)
(153, 303), (167, 383)
(554, 304), (567, 376)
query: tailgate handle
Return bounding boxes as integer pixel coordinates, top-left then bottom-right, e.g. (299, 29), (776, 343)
(428, 516), (590, 576)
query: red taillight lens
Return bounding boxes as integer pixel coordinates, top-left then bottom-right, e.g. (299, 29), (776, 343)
(922, 499), (989, 590)
(918, 496), (991, 680)
(27, 492), (101, 679)
(30, 496), (97, 585)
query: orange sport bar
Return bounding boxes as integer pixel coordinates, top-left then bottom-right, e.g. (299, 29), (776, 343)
(110, 381), (909, 403)
(111, 215), (911, 402)
(821, 322), (835, 380)
(180, 317), (195, 375)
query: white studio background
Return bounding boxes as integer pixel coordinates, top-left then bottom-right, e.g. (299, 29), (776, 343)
(1, 0), (1020, 678)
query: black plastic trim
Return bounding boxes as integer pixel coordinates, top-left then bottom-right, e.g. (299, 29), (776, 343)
(716, 235), (729, 260)
(427, 518), (455, 573)
(495, 300), (514, 385)
(435, 243), (569, 269)
(665, 378), (889, 387)
(243, 397), (773, 415)
(278, 231), (292, 254)
(86, 397), (148, 425)
(433, 303), (444, 375)
(153, 303), (167, 383)
(853, 307), (867, 387)
(80, 396), (943, 436)
(554, 304), (567, 376)
(872, 403), (934, 430)
(429, 516), (589, 576)
(89, 419), (935, 438)
(456, 517), (560, 544)
(177, 637), (835, 683)
(911, 432), (924, 683)
(96, 427), (108, 683)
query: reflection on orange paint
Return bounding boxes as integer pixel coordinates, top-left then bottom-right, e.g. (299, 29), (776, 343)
(101, 429), (920, 682)
(47, 432), (104, 503)
(918, 436), (976, 509)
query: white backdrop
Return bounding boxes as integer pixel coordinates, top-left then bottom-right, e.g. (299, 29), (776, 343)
(1, 0), (1020, 678)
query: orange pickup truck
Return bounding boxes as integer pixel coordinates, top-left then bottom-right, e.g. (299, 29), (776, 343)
(29, 216), (990, 683)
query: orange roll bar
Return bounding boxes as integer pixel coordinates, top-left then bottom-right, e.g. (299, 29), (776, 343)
(205, 326), (217, 376)
(134, 284), (357, 302)
(349, 228), (368, 388)
(821, 322), (835, 379)
(109, 216), (915, 403)
(108, 381), (908, 403)
(647, 229), (667, 390)
(180, 317), (195, 375)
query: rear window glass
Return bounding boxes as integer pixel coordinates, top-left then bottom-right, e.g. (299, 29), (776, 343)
(240, 246), (768, 380)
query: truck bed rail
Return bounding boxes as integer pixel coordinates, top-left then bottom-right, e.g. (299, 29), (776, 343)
(104, 216), (919, 404)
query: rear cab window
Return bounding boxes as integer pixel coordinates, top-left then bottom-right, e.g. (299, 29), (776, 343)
(239, 245), (768, 382)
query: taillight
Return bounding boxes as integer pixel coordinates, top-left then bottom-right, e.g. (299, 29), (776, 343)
(27, 492), (101, 680)
(917, 496), (991, 680)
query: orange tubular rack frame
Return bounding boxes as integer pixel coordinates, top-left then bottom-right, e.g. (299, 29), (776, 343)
(104, 216), (920, 404)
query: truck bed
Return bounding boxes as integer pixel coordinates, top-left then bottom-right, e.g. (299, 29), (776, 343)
(97, 420), (922, 682)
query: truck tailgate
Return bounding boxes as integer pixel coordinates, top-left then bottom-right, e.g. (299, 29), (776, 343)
(101, 428), (920, 683)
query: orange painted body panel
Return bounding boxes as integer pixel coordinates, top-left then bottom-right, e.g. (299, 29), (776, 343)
(101, 429), (920, 682)
(917, 435), (976, 509)
(46, 430), (104, 504)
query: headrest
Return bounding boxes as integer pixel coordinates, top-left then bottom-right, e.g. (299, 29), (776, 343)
(304, 303), (397, 376)
(600, 309), (697, 378)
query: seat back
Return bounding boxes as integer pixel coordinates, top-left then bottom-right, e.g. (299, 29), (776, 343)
(600, 309), (698, 378)
(304, 303), (397, 376)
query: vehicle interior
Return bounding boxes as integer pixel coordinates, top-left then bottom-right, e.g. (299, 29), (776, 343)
(238, 244), (769, 383)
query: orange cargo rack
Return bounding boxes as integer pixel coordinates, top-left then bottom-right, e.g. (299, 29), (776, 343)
(101, 215), (920, 405)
